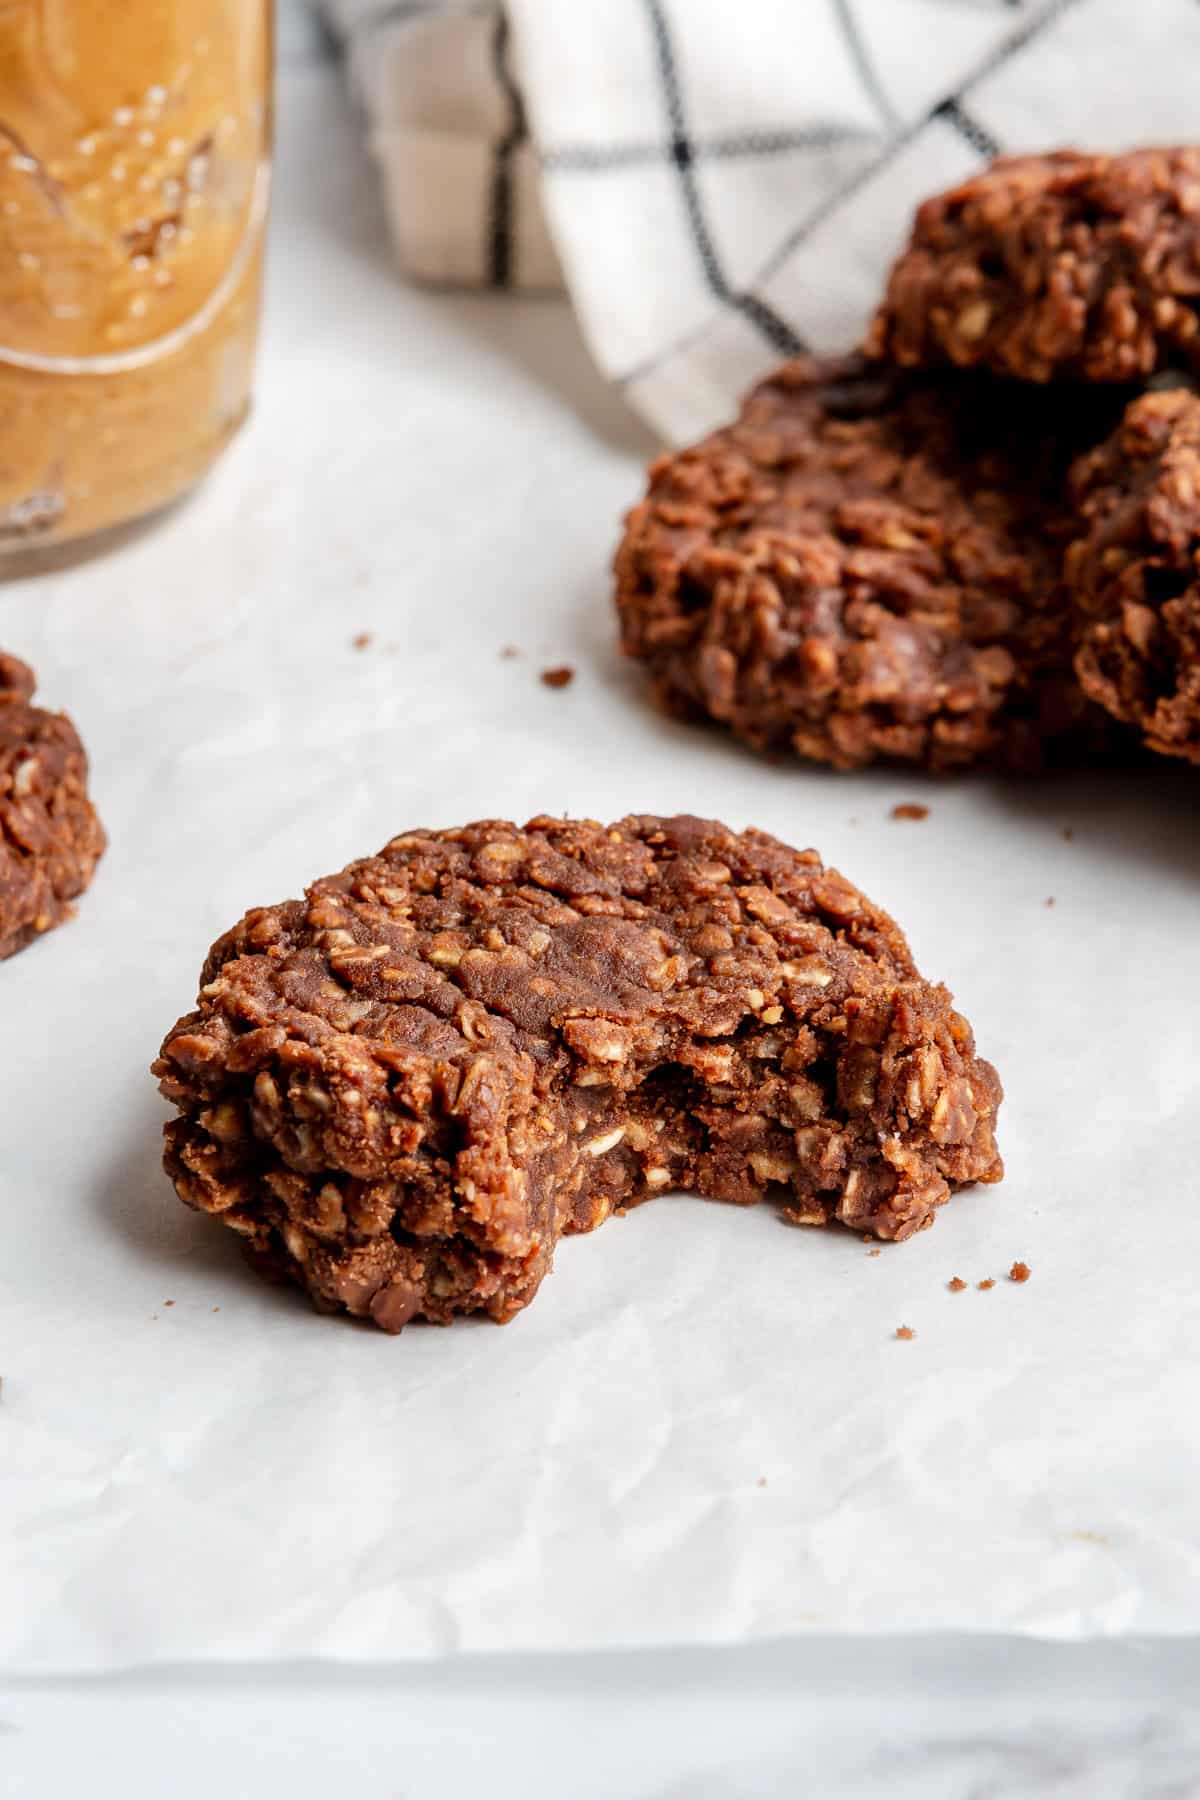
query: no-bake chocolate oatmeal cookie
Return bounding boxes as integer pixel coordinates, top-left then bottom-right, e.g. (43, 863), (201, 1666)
(154, 815), (1002, 1332)
(1065, 386), (1200, 761)
(615, 355), (1120, 772)
(0, 652), (106, 961)
(871, 148), (1200, 384)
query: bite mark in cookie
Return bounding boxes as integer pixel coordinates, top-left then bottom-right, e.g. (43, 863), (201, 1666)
(154, 815), (1003, 1333)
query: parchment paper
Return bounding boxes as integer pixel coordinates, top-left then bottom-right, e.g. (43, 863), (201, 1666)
(2, 67), (1199, 1673)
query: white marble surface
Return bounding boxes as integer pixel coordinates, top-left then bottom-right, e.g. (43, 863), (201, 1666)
(3, 1637), (1200, 1798)
(3, 16), (1199, 1793)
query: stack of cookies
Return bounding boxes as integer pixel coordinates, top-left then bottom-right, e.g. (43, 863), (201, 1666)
(616, 149), (1200, 772)
(10, 147), (1198, 1336)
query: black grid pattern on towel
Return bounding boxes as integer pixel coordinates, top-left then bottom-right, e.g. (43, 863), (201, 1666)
(744, 0), (1081, 292)
(327, 0), (1097, 399)
(643, 0), (804, 359)
(616, 0), (1078, 387)
(832, 0), (899, 130)
(488, 9), (527, 285)
(543, 124), (874, 174)
(934, 95), (1003, 159)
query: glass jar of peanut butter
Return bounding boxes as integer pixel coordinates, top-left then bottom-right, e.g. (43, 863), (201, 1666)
(0, 1), (271, 556)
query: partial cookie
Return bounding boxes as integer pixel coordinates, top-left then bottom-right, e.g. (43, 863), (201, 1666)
(0, 652), (106, 961)
(154, 814), (1002, 1333)
(1065, 387), (1200, 761)
(871, 148), (1200, 384)
(615, 355), (1119, 773)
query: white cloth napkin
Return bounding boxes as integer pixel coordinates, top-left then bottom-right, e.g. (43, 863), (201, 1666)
(320, 0), (1199, 442)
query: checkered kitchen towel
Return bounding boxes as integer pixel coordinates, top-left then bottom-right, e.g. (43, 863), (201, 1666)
(320, 0), (1198, 442)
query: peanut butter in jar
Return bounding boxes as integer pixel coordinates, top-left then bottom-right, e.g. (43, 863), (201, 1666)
(0, 0), (272, 554)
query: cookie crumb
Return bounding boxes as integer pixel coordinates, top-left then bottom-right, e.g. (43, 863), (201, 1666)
(977, 1278), (995, 1291)
(1062, 827), (1074, 841)
(500, 645), (520, 659)
(866, 1247), (881, 1257)
(1009, 1261), (1031, 1284)
(756, 1476), (767, 1488)
(540, 665), (574, 689)
(212, 1306), (220, 1313)
(351, 631), (373, 651)
(890, 802), (929, 821)
(948, 1276), (967, 1292)
(895, 1325), (916, 1340)
(163, 1299), (174, 1307)
(1045, 896), (1056, 908)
